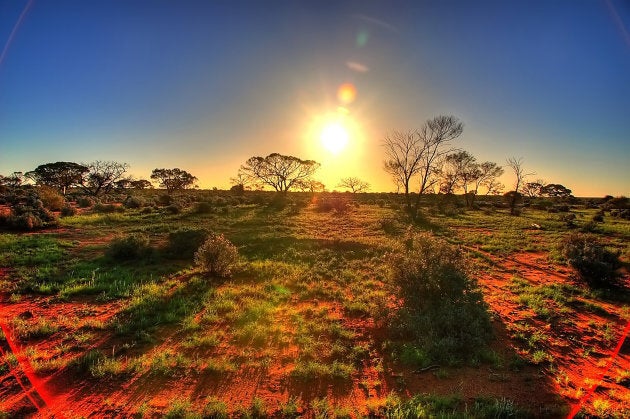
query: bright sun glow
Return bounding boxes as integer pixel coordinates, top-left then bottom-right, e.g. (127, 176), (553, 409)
(320, 122), (349, 155)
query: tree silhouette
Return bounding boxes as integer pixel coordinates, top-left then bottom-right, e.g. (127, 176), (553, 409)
(151, 168), (197, 194)
(337, 177), (370, 193)
(239, 153), (319, 193)
(25, 162), (88, 195)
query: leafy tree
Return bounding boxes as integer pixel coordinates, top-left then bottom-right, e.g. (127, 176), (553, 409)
(0, 172), (25, 188)
(473, 161), (504, 199)
(541, 183), (572, 198)
(239, 153), (320, 193)
(150, 168), (197, 194)
(25, 162), (88, 195)
(337, 176), (370, 193)
(296, 179), (326, 193)
(383, 115), (463, 217)
(522, 179), (547, 198)
(80, 161), (129, 197)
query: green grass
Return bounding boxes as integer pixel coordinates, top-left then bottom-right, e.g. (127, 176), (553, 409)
(2, 192), (627, 417)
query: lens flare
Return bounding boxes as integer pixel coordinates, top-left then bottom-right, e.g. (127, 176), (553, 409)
(337, 83), (356, 105)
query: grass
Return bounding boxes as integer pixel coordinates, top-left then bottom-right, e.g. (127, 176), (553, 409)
(1, 192), (629, 417)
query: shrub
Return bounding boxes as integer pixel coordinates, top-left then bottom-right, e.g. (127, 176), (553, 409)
(194, 234), (238, 277)
(389, 233), (492, 364)
(123, 196), (143, 209)
(592, 212), (604, 223)
(93, 203), (123, 213)
(315, 196), (350, 214)
(106, 234), (153, 261)
(561, 234), (622, 288)
(37, 186), (66, 211)
(165, 228), (209, 259)
(60, 205), (77, 217)
(164, 204), (181, 215)
(194, 201), (213, 214)
(157, 194), (174, 206)
(77, 197), (94, 208)
(0, 191), (58, 231)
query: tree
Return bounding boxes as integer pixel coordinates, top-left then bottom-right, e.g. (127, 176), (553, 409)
(416, 116), (464, 198)
(472, 161), (504, 201)
(296, 179), (326, 193)
(439, 151), (475, 195)
(130, 179), (153, 189)
(505, 157), (534, 215)
(522, 179), (547, 198)
(80, 161), (129, 197)
(383, 115), (463, 216)
(0, 172), (25, 188)
(383, 130), (421, 206)
(337, 176), (370, 193)
(239, 153), (320, 193)
(506, 157), (534, 194)
(25, 162), (88, 195)
(150, 168), (197, 194)
(541, 183), (572, 199)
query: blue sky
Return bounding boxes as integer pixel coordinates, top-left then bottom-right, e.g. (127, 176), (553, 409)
(1, 0), (629, 196)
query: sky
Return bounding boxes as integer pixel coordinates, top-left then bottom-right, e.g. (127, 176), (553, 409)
(0, 0), (629, 196)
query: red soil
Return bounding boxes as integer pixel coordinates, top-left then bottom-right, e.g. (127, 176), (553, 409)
(1, 235), (628, 417)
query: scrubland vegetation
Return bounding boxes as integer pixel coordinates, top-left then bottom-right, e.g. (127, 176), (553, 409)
(0, 182), (628, 417)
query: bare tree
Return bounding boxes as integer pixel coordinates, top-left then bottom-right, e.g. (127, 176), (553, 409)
(240, 153), (320, 193)
(337, 176), (370, 193)
(383, 130), (422, 208)
(505, 157), (534, 215)
(416, 116), (464, 197)
(383, 115), (463, 217)
(506, 157), (534, 194)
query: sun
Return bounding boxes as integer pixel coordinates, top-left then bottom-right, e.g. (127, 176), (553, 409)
(320, 122), (349, 155)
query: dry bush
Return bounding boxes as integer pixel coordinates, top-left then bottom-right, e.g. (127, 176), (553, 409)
(194, 234), (238, 277)
(561, 234), (622, 288)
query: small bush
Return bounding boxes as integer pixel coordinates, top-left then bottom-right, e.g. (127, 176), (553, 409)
(157, 194), (173, 206)
(106, 234), (153, 261)
(164, 204), (181, 215)
(37, 186), (65, 211)
(165, 228), (209, 259)
(389, 233), (492, 364)
(123, 196), (143, 209)
(77, 197), (94, 208)
(93, 203), (122, 213)
(315, 196), (350, 214)
(592, 212), (604, 223)
(194, 234), (238, 277)
(195, 201), (213, 214)
(561, 234), (622, 288)
(60, 205), (77, 217)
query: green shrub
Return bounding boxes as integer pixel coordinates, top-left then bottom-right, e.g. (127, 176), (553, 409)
(60, 205), (77, 217)
(561, 234), (622, 288)
(106, 234), (153, 261)
(123, 196), (143, 209)
(194, 234), (238, 277)
(93, 203), (123, 213)
(77, 196), (94, 208)
(389, 233), (492, 364)
(37, 186), (66, 211)
(164, 204), (181, 214)
(165, 228), (209, 259)
(195, 201), (213, 213)
(157, 194), (174, 206)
